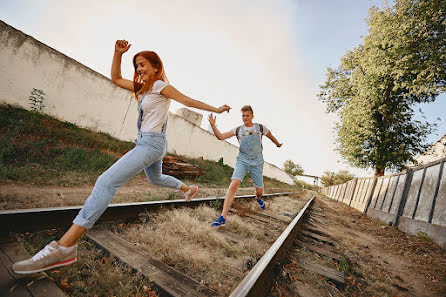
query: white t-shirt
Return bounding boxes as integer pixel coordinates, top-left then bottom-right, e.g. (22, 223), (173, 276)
(231, 124), (269, 143)
(140, 80), (170, 133)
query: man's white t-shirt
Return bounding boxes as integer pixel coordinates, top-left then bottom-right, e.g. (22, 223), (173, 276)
(231, 124), (269, 143)
(140, 80), (170, 133)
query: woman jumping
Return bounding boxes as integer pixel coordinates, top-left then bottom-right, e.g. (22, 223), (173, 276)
(12, 40), (231, 274)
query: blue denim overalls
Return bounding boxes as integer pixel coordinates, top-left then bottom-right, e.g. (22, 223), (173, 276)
(237, 123), (264, 165)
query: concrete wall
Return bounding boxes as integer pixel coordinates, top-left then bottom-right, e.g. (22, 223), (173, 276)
(0, 21), (293, 185)
(321, 157), (446, 247)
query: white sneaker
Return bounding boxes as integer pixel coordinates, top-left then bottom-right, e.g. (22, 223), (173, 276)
(185, 185), (199, 202)
(12, 241), (77, 274)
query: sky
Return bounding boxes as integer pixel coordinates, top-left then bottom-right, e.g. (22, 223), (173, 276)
(1, 0), (445, 179)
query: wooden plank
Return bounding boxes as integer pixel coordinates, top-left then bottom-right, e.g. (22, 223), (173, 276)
(298, 261), (345, 287)
(0, 256), (32, 297)
(294, 280), (322, 297)
(86, 227), (222, 297)
(307, 222), (325, 230)
(0, 242), (66, 297)
(304, 226), (332, 238)
(300, 231), (335, 246)
(309, 217), (325, 225)
(299, 243), (340, 262)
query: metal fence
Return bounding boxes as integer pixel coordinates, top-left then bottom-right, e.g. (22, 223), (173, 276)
(321, 157), (446, 247)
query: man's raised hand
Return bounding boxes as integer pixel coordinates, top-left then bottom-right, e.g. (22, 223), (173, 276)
(208, 114), (217, 126)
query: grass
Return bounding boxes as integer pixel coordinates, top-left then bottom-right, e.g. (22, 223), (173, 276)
(0, 104), (132, 185)
(118, 194), (310, 295)
(0, 103), (299, 191)
(417, 232), (432, 242)
(119, 205), (270, 294)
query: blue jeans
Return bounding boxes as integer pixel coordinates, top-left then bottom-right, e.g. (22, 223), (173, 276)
(73, 132), (182, 229)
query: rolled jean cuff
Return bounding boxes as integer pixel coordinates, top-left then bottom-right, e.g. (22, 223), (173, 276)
(73, 216), (95, 230)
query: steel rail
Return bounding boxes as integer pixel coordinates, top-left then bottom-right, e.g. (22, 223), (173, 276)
(0, 192), (300, 235)
(230, 194), (315, 297)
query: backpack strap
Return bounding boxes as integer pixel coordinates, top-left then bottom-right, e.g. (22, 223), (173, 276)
(235, 125), (242, 142)
(255, 123), (263, 148)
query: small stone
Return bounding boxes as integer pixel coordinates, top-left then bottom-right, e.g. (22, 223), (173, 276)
(365, 245), (369, 249)
(246, 257), (253, 270)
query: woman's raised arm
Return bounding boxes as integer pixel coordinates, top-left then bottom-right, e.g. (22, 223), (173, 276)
(161, 85), (230, 114)
(111, 40), (134, 91)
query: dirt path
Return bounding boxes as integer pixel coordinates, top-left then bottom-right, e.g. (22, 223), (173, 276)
(0, 177), (294, 210)
(271, 193), (446, 297)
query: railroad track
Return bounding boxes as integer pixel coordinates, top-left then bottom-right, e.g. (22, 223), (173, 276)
(1, 191), (347, 296)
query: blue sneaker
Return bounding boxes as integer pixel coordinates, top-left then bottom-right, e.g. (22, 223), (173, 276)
(211, 216), (226, 227)
(257, 198), (266, 210)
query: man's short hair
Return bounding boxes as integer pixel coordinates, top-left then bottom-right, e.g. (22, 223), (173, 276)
(241, 105), (253, 114)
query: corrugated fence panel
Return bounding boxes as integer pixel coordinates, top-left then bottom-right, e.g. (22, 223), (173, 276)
(338, 183), (348, 202)
(432, 165), (446, 226)
(361, 178), (374, 205)
(370, 178), (383, 210)
(375, 177), (390, 210)
(350, 179), (364, 210)
(414, 163), (442, 222)
(381, 175), (399, 212)
(389, 174), (407, 215)
(402, 168), (425, 218)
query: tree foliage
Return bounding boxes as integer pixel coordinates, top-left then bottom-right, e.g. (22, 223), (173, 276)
(318, 0), (446, 175)
(283, 159), (304, 176)
(320, 170), (355, 187)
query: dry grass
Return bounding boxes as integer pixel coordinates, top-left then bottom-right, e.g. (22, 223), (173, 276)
(0, 178), (267, 210)
(119, 205), (271, 294)
(117, 194), (310, 295)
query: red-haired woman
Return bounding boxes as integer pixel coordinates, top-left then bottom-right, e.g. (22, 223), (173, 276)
(13, 40), (231, 274)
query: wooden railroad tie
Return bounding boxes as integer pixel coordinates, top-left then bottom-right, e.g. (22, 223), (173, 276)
(0, 240), (66, 297)
(86, 227), (222, 297)
(299, 243), (340, 262)
(300, 231), (335, 246)
(298, 260), (345, 288)
(294, 279), (323, 297)
(304, 226), (332, 238)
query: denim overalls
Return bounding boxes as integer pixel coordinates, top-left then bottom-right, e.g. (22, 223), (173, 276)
(232, 124), (264, 188)
(73, 96), (182, 229)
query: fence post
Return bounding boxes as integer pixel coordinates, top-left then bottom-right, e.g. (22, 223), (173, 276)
(394, 169), (414, 226)
(428, 160), (444, 223)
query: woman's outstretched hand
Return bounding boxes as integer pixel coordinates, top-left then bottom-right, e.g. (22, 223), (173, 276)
(217, 105), (231, 114)
(115, 40), (131, 54)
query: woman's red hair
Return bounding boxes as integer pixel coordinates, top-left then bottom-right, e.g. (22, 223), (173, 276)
(133, 51), (168, 100)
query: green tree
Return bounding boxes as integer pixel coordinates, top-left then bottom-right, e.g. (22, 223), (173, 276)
(321, 170), (355, 187)
(283, 159), (304, 177)
(318, 0), (445, 176)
